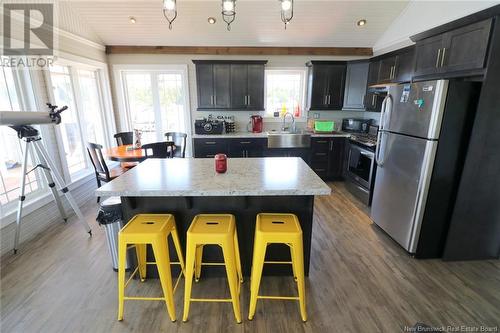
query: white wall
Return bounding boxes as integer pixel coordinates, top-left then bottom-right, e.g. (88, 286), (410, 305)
(373, 0), (500, 55)
(107, 53), (381, 134)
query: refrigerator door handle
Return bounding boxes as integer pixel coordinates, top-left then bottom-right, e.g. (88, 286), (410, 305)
(375, 131), (385, 166)
(379, 94), (392, 131)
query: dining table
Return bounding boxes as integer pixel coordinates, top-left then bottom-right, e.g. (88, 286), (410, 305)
(104, 145), (147, 162)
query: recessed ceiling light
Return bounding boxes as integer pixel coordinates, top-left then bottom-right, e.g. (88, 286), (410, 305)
(208, 17), (216, 24)
(129, 17), (137, 24)
(357, 19), (367, 27)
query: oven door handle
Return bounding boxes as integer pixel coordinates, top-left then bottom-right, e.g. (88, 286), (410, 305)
(360, 150), (374, 158)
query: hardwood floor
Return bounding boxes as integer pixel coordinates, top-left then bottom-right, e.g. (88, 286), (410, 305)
(1, 182), (499, 332)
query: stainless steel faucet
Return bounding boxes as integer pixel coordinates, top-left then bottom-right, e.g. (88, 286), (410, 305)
(282, 112), (295, 132)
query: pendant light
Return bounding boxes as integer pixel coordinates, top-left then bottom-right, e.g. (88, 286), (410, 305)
(221, 0), (236, 31)
(163, 0), (177, 30)
(280, 0), (293, 29)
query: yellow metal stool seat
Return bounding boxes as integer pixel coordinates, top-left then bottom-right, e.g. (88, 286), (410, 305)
(248, 213), (307, 322)
(183, 214), (243, 323)
(117, 214), (185, 322)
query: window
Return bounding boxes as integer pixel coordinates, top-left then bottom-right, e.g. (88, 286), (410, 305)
(265, 69), (307, 118)
(120, 68), (189, 144)
(0, 65), (43, 207)
(48, 63), (110, 181)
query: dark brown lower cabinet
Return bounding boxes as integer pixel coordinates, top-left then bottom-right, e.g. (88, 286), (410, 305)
(310, 137), (346, 180)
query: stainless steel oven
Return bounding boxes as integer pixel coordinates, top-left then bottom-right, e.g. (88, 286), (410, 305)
(345, 142), (376, 205)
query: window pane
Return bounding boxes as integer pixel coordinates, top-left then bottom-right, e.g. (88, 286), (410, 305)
(0, 67), (40, 206)
(158, 73), (186, 133)
(77, 69), (105, 145)
(265, 70), (304, 117)
(123, 73), (156, 144)
(50, 66), (86, 178)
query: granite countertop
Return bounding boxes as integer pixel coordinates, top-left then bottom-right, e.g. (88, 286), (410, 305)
(192, 131), (351, 139)
(95, 157), (331, 197)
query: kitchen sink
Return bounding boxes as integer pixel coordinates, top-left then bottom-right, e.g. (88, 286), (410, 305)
(267, 131), (311, 148)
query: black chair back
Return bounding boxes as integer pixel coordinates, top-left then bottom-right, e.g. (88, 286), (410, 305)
(87, 142), (110, 181)
(165, 132), (187, 158)
(114, 132), (133, 146)
(142, 141), (175, 159)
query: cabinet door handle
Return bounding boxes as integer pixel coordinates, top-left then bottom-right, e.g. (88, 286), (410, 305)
(329, 141), (334, 151)
(441, 48), (446, 67)
(390, 66), (395, 79)
(328, 95), (331, 105)
(324, 95), (328, 105)
(205, 141), (217, 145)
(316, 140), (328, 144)
(436, 48), (442, 68)
(206, 154), (215, 158)
(214, 95), (217, 105)
(372, 94), (376, 106)
(240, 141), (251, 144)
(247, 95), (251, 105)
(315, 152), (327, 156)
(244, 95), (247, 105)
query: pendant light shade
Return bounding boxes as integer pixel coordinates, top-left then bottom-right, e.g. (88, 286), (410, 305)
(163, 0), (177, 30)
(280, 0), (293, 29)
(221, 0), (236, 31)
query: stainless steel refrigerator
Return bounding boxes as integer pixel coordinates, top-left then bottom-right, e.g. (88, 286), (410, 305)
(370, 79), (481, 256)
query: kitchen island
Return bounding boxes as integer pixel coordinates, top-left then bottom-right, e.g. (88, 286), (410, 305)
(96, 157), (331, 276)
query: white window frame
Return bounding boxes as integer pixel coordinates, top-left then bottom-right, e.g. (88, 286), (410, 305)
(113, 64), (192, 155)
(0, 62), (45, 214)
(264, 67), (308, 121)
(45, 54), (116, 183)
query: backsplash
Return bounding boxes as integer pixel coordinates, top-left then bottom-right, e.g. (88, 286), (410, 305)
(194, 109), (380, 133)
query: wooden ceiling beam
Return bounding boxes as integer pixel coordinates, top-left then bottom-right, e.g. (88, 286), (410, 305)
(105, 45), (373, 56)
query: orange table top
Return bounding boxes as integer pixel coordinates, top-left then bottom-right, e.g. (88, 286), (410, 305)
(105, 145), (147, 162)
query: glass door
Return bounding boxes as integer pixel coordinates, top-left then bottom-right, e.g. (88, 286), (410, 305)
(121, 69), (189, 145)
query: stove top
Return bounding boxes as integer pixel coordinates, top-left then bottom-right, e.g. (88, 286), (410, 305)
(349, 133), (378, 148)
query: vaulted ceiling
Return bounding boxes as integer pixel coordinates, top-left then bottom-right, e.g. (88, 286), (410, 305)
(65, 0), (409, 47)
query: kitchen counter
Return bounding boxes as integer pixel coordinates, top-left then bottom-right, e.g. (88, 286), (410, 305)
(96, 157), (331, 277)
(192, 131), (351, 139)
(96, 158), (331, 197)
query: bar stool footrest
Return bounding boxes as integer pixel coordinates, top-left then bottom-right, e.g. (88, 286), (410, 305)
(257, 295), (300, 300)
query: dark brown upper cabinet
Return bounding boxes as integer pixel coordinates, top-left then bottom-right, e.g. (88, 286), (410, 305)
(378, 56), (397, 83)
(193, 60), (266, 111)
(394, 47), (416, 83)
(366, 60), (380, 86)
(369, 46), (415, 86)
(307, 61), (347, 110)
(414, 19), (492, 78)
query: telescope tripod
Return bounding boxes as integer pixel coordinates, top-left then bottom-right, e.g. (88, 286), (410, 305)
(13, 128), (92, 253)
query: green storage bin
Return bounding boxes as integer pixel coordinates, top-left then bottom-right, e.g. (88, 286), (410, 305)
(314, 120), (335, 132)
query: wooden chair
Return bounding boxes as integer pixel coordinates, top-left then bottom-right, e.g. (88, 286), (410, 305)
(114, 132), (133, 146)
(114, 132), (137, 169)
(142, 141), (175, 159)
(164, 132), (187, 158)
(87, 142), (127, 203)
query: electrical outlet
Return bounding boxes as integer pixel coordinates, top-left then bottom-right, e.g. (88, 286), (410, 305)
(313, 113), (320, 119)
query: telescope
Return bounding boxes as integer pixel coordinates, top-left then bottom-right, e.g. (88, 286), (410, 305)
(0, 103), (67, 126)
(0, 103), (92, 254)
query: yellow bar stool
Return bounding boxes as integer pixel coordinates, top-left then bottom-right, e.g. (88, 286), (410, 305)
(183, 214), (243, 323)
(117, 214), (185, 322)
(248, 213), (307, 322)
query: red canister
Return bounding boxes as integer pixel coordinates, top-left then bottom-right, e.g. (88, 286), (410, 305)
(215, 154), (227, 173)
